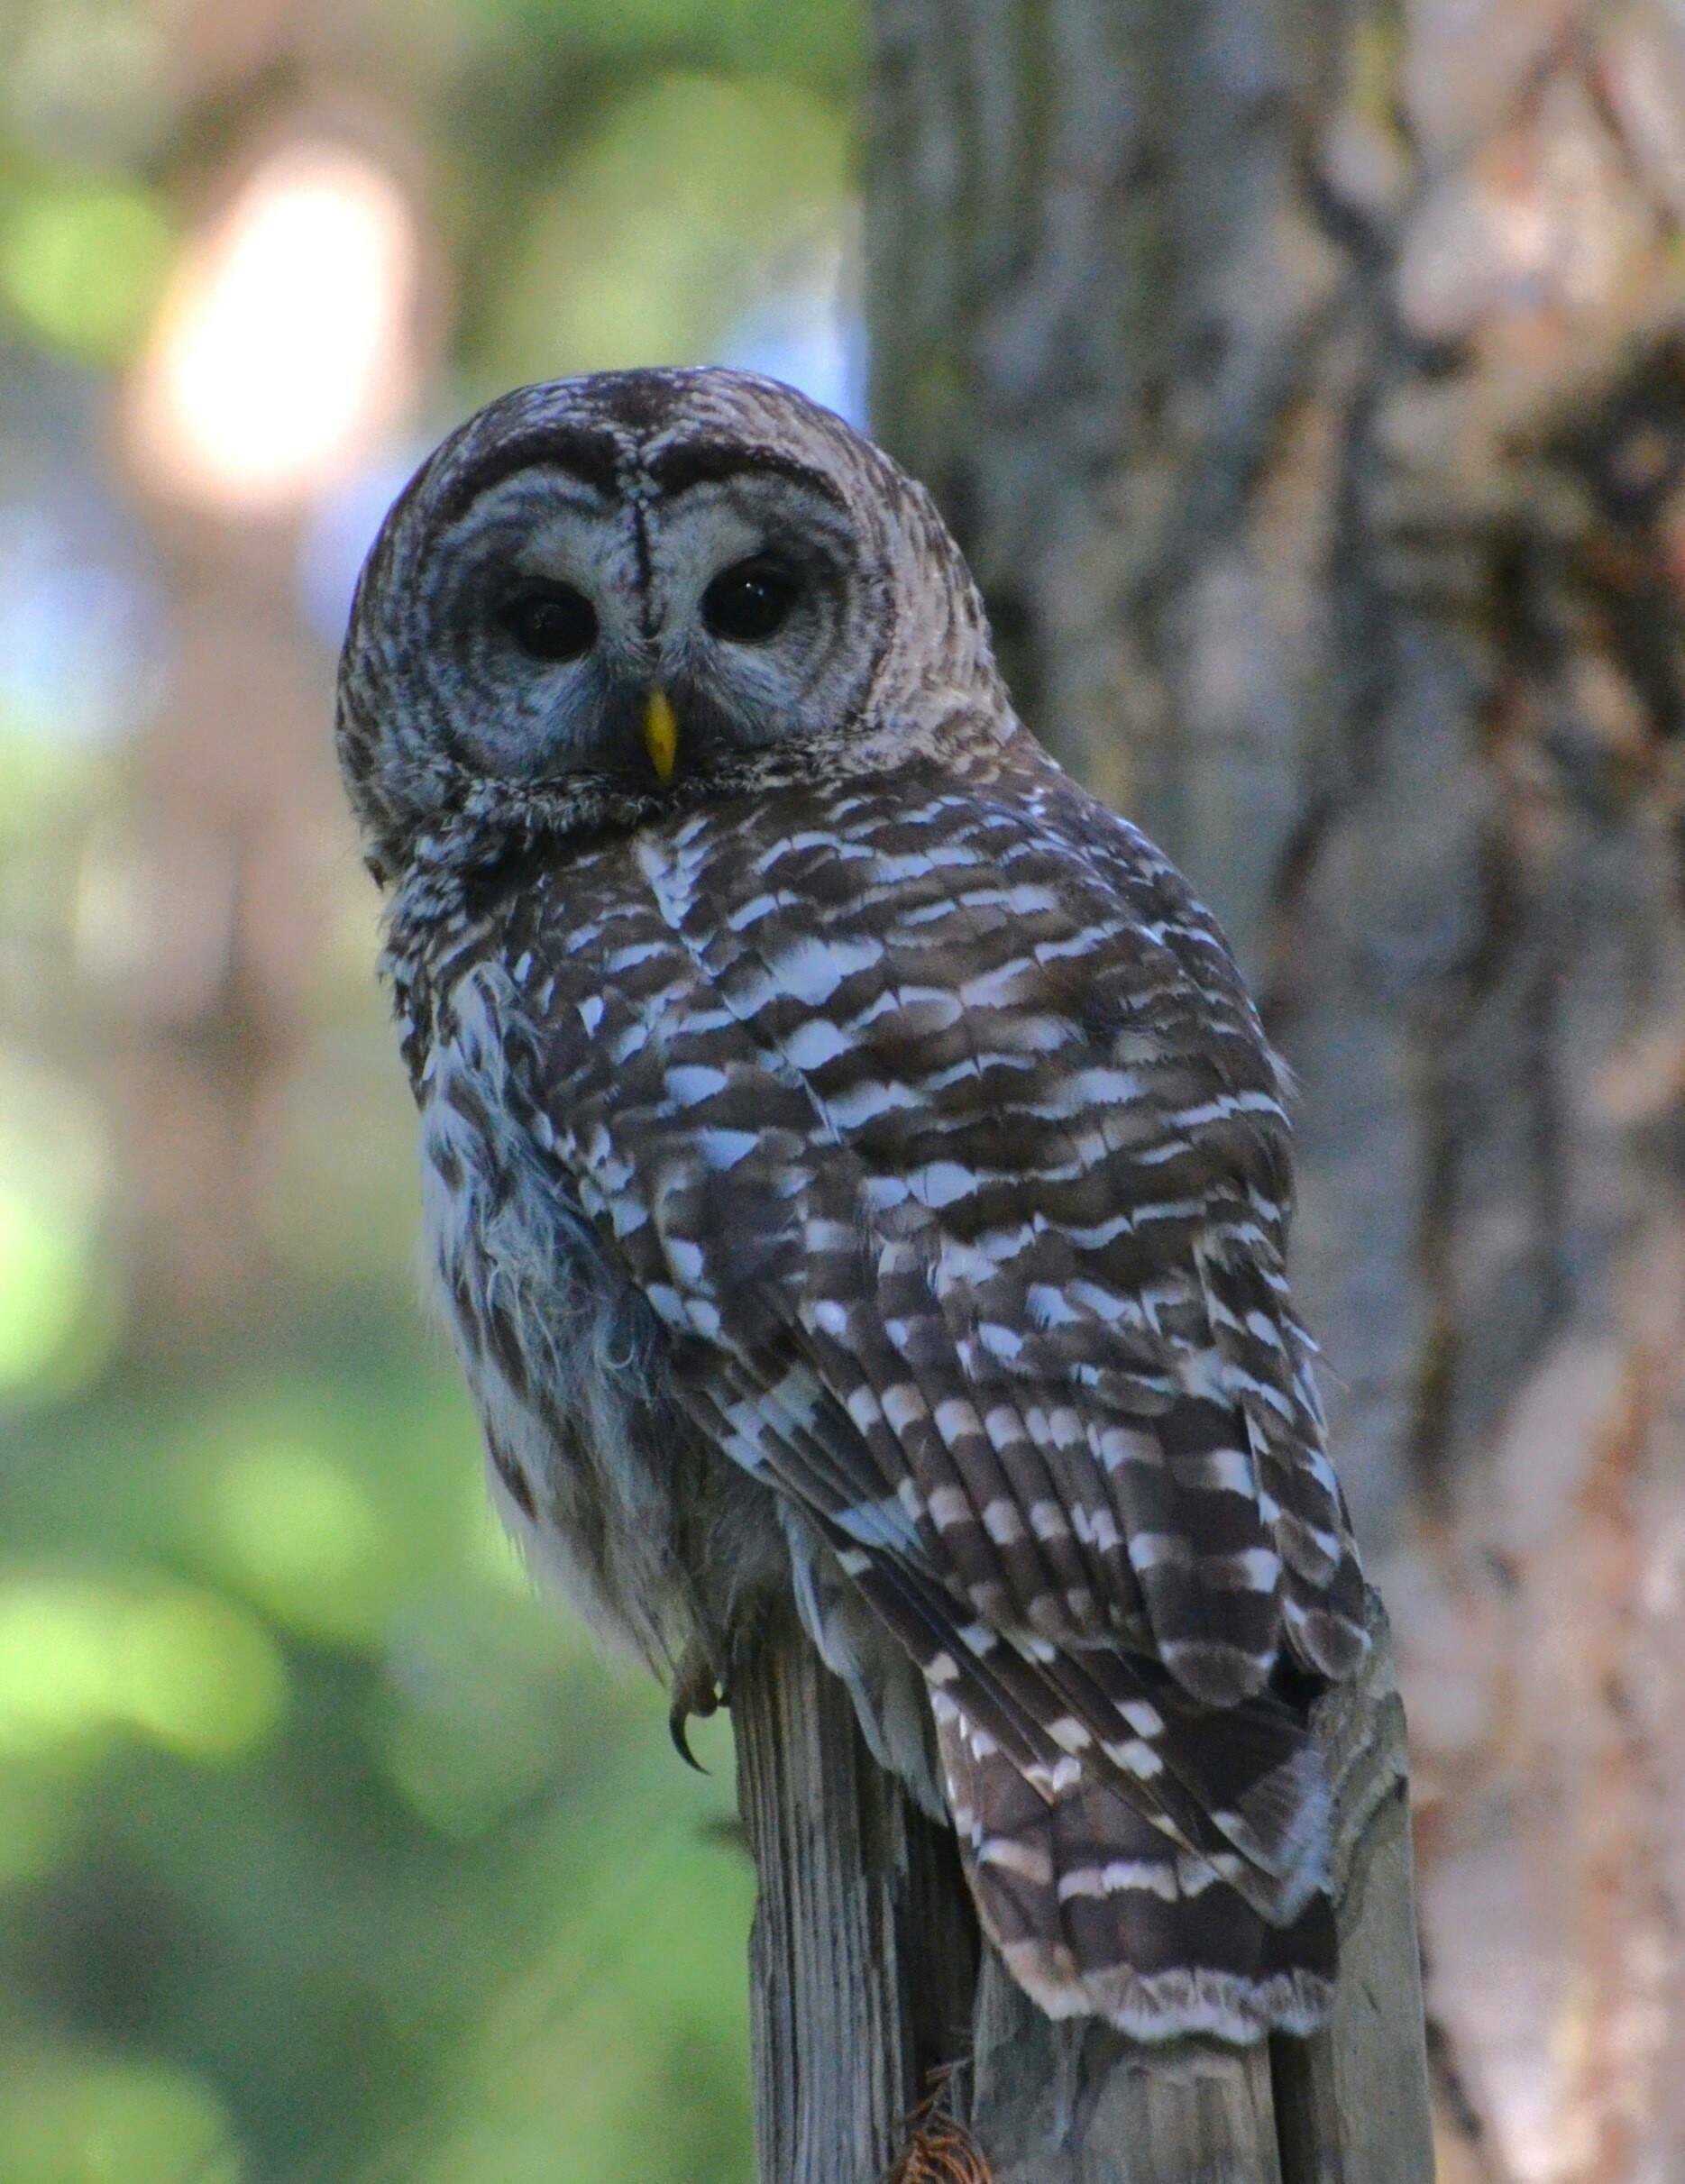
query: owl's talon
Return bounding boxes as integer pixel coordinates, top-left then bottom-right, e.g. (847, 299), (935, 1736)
(669, 1651), (726, 1773)
(669, 1708), (708, 1773)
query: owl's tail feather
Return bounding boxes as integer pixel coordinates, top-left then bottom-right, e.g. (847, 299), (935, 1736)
(936, 1686), (1336, 2042)
(817, 1525), (1338, 2037)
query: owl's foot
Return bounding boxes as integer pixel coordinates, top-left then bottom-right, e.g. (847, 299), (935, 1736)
(668, 1645), (727, 1773)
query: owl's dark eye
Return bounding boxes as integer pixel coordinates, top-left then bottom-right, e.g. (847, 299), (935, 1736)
(499, 582), (598, 663)
(701, 555), (800, 643)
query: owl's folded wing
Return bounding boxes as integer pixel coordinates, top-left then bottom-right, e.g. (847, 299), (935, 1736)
(523, 786), (1366, 1718)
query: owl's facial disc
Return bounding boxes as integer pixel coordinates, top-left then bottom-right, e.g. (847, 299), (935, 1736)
(336, 369), (1012, 877)
(434, 456), (884, 790)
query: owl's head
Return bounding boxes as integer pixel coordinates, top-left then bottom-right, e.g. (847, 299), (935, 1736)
(336, 368), (1005, 881)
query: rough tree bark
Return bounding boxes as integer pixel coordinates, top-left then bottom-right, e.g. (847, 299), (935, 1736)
(857, 2), (1685, 2180)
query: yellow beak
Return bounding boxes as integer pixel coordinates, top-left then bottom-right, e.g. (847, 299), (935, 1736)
(644, 689), (679, 783)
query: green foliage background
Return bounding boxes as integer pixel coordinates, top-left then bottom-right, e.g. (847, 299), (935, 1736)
(0, 1), (863, 2176)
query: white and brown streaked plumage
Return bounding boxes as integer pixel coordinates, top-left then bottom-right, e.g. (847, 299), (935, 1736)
(336, 367), (1368, 2042)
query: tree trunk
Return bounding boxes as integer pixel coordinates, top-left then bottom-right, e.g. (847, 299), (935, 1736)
(867, 0), (1685, 2177)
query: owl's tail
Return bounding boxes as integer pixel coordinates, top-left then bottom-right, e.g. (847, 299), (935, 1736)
(933, 1652), (1337, 2042)
(804, 1519), (1340, 2038)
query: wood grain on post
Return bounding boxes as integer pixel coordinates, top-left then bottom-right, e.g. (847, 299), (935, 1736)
(732, 1606), (976, 2184)
(733, 1591), (1433, 2184)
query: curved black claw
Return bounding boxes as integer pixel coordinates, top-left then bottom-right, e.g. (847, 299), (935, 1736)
(669, 1704), (710, 1773)
(668, 1650), (725, 1774)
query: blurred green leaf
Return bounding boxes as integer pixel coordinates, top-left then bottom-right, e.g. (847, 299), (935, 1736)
(0, 2051), (243, 2184)
(0, 1576), (285, 1762)
(479, 72), (850, 382)
(0, 1058), (114, 1395)
(443, 0), (860, 96)
(0, 177), (173, 362)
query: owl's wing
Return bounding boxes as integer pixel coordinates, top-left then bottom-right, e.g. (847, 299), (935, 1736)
(515, 761), (1365, 2030)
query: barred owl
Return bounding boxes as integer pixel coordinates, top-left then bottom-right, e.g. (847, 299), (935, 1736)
(336, 368), (1367, 2042)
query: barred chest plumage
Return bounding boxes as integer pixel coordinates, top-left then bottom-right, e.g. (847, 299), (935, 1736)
(411, 944), (750, 1669)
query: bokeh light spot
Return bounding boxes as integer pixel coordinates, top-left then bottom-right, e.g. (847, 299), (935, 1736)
(116, 1587), (286, 1759)
(0, 1578), (283, 1762)
(0, 1192), (95, 1390)
(0, 1583), (117, 1752)
(128, 139), (421, 514)
(0, 1060), (113, 1394)
(0, 2052), (243, 2184)
(213, 1441), (388, 1639)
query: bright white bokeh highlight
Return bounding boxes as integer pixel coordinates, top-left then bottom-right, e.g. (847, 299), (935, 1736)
(128, 140), (421, 515)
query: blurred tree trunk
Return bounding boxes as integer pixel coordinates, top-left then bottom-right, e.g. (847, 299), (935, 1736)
(868, 1), (1685, 2178)
(92, 516), (332, 1350)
